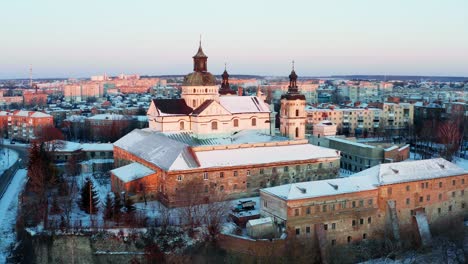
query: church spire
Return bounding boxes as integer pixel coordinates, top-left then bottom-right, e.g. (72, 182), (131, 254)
(288, 60), (298, 93)
(219, 63), (236, 95)
(193, 37), (208, 72)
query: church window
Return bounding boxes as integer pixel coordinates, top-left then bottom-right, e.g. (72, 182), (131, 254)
(211, 121), (218, 130)
(193, 89), (196, 93)
(251, 118), (256, 126)
(295, 127), (299, 138)
(233, 119), (239, 127)
(179, 121), (184, 130)
(296, 109), (299, 116)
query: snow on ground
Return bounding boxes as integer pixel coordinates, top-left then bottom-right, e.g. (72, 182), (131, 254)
(0, 169), (27, 263)
(0, 148), (19, 175)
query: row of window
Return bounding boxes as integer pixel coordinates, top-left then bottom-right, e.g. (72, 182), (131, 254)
(295, 227), (368, 245)
(179, 118), (256, 131)
(388, 179), (466, 195)
(176, 163), (335, 181)
(293, 199), (374, 216)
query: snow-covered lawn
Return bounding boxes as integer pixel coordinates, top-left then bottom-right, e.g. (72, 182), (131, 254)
(0, 148), (19, 175)
(0, 169), (27, 263)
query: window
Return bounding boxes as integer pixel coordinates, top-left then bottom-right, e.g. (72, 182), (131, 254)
(295, 127), (299, 138)
(251, 118), (256, 126)
(247, 170), (251, 176)
(368, 217), (372, 224)
(452, 192), (456, 197)
(294, 209), (300, 216)
(421, 183), (425, 189)
(359, 200), (364, 207)
(272, 167), (277, 173)
(307, 164), (312, 170)
(322, 205), (327, 212)
(306, 207), (311, 215)
(179, 121), (185, 130)
(352, 220), (356, 226)
(211, 121), (218, 130)
(360, 218), (364, 225)
(220, 172), (224, 178)
(452, 180), (456, 186)
(324, 224), (328, 231)
(352, 201), (356, 208)
(419, 196), (423, 202)
(332, 223), (336, 230)
(448, 205), (452, 211)
(233, 119), (239, 127)
(284, 166), (289, 172)
(295, 109), (299, 116)
(193, 99), (197, 108)
(425, 182), (428, 188)
(426, 195), (430, 201)
(438, 208), (441, 214)
(246, 182), (251, 188)
(341, 201), (347, 209)
(177, 175), (183, 181)
(406, 185), (410, 191)
(331, 204), (335, 211)
(406, 198), (410, 205)
(260, 168), (264, 174)
(462, 203), (465, 209)
(315, 205), (320, 213)
(439, 182), (442, 188)
(363, 233), (367, 240)
(295, 228), (300, 235)
(233, 171), (238, 176)
(439, 193), (443, 200)
(331, 239), (336, 246)
(462, 179), (465, 184)
(347, 236), (352, 243)
(203, 172), (208, 180)
(306, 226), (310, 234)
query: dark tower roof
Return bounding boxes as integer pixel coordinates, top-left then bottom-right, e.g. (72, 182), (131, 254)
(219, 65), (236, 95)
(183, 40), (216, 86)
(281, 61), (305, 100)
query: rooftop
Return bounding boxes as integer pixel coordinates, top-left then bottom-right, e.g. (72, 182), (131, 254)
(111, 162), (155, 183)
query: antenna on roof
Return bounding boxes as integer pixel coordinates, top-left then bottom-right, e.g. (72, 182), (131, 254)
(390, 167), (399, 174)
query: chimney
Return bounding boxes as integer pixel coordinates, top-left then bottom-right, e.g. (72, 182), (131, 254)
(237, 87), (243, 96)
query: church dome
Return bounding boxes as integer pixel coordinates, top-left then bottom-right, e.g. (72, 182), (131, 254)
(183, 71), (216, 86)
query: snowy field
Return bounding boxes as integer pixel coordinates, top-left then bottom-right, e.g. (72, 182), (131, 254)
(0, 169), (27, 263)
(0, 148), (19, 175)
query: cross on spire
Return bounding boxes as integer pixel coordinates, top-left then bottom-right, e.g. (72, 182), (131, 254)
(199, 34), (202, 47)
(292, 60), (295, 71)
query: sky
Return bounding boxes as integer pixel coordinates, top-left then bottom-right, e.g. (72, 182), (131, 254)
(1, 0), (467, 79)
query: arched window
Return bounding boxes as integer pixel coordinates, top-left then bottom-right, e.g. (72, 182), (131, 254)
(193, 88), (196, 93)
(233, 119), (239, 127)
(205, 88), (207, 93)
(212, 121), (218, 130)
(179, 121), (184, 130)
(295, 127), (299, 138)
(296, 109), (299, 116)
(251, 118), (256, 126)
(193, 99), (196, 108)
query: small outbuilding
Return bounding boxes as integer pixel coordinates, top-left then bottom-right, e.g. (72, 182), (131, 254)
(246, 217), (275, 239)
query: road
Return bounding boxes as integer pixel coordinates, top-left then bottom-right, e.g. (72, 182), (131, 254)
(0, 144), (29, 199)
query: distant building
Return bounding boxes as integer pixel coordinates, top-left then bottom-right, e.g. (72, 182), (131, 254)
(0, 110), (54, 142)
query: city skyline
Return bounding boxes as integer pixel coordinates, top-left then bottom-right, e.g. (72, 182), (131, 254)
(1, 0), (467, 79)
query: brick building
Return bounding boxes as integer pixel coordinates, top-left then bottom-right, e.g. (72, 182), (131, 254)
(111, 129), (341, 207)
(0, 110), (54, 142)
(260, 158), (467, 249)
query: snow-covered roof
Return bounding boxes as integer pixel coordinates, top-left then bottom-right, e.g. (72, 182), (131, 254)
(113, 129), (198, 171)
(88, 114), (127, 120)
(111, 162), (155, 183)
(188, 144), (340, 170)
(328, 137), (374, 149)
(263, 158), (467, 201)
(219, 96), (270, 113)
(114, 129), (339, 171)
(31, 112), (52, 118)
(262, 173), (379, 200)
(81, 143), (113, 152)
(352, 158), (467, 186)
(247, 217), (273, 226)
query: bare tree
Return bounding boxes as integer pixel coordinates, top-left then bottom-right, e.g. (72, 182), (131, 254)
(438, 120), (463, 161)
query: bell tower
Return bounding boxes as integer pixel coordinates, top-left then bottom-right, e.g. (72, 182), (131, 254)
(280, 61), (306, 140)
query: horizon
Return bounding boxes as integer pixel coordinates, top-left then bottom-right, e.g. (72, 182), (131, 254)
(1, 0), (467, 79)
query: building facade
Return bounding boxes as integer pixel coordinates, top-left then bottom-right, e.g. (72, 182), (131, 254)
(0, 110), (54, 142)
(260, 158), (467, 249)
